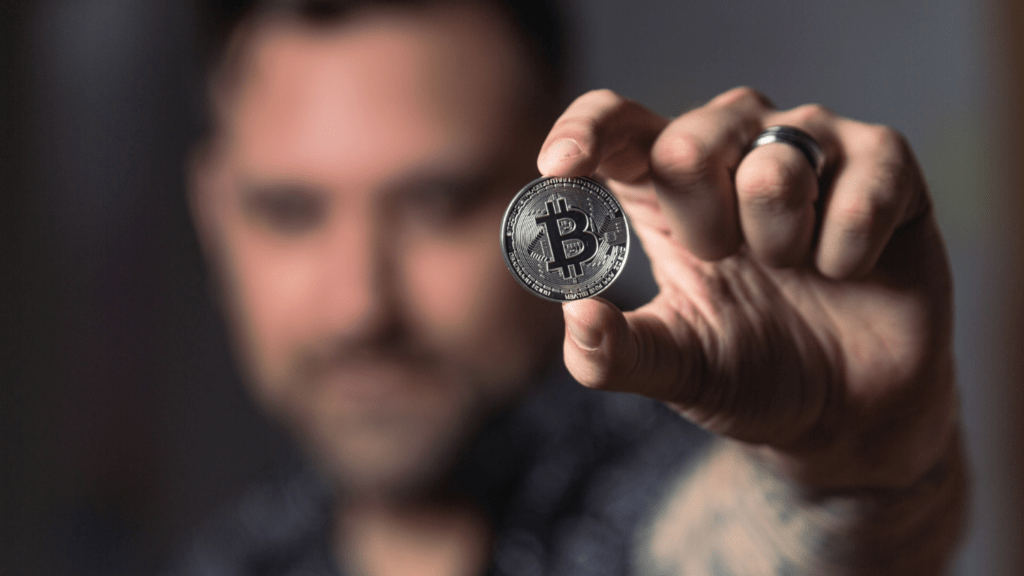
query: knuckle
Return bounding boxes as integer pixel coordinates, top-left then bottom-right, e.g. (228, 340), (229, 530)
(869, 159), (906, 203)
(566, 347), (614, 389)
(836, 194), (887, 238)
(650, 131), (712, 183)
(553, 115), (599, 148)
(787, 102), (834, 125)
(856, 125), (916, 203)
(860, 124), (906, 157)
(714, 86), (773, 109)
(736, 155), (804, 209)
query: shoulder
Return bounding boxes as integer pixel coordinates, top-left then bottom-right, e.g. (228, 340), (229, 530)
(161, 463), (336, 576)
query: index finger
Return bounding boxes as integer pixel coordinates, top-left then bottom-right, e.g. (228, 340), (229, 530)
(538, 89), (668, 183)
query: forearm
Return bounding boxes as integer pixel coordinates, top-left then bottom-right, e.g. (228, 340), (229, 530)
(637, 431), (968, 576)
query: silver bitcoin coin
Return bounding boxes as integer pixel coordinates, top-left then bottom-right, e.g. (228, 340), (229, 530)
(501, 176), (629, 302)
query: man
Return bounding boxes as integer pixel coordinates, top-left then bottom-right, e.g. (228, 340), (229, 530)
(175, 0), (967, 574)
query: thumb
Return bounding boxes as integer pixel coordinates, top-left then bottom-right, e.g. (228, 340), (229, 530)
(562, 298), (701, 402)
(562, 297), (827, 446)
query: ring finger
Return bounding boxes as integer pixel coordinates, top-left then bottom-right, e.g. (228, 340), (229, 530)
(734, 105), (836, 268)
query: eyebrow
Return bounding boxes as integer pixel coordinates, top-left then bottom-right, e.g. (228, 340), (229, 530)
(237, 179), (328, 201)
(232, 149), (524, 210)
(379, 159), (520, 204)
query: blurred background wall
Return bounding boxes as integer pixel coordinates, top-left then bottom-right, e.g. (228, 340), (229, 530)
(4, 0), (1021, 574)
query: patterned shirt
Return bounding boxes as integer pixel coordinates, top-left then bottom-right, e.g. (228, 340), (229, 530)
(165, 366), (709, 575)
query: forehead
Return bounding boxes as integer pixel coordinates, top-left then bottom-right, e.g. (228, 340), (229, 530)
(221, 5), (533, 184)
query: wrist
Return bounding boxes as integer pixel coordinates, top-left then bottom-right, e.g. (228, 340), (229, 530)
(750, 377), (961, 492)
(644, 431), (969, 576)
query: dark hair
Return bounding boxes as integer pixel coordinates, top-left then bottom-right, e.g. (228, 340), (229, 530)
(194, 0), (568, 94)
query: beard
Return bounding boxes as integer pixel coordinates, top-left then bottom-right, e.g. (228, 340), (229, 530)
(260, 321), (533, 505)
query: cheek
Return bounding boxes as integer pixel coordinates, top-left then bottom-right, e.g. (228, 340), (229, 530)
(402, 216), (555, 377)
(220, 224), (319, 394)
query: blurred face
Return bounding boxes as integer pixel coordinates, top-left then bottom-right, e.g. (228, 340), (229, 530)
(192, 5), (562, 498)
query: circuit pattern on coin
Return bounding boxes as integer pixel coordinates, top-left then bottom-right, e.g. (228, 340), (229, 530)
(501, 176), (629, 302)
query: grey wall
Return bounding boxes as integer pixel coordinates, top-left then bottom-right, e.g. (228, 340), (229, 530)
(7, 1), (1019, 574)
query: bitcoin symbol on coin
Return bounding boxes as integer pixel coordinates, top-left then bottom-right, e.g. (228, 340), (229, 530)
(501, 177), (629, 302)
(534, 198), (598, 279)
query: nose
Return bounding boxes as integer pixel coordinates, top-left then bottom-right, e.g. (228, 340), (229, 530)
(318, 202), (398, 343)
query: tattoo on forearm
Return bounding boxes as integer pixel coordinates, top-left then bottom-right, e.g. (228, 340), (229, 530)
(636, 433), (968, 575)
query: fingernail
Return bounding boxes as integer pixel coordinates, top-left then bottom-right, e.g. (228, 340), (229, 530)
(541, 140), (583, 173)
(564, 301), (602, 350)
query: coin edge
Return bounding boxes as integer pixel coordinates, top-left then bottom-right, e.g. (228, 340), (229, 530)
(500, 176), (630, 303)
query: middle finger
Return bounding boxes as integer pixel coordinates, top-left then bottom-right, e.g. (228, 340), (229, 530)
(650, 87), (771, 261)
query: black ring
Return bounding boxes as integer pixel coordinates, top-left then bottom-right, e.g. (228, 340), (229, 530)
(750, 125), (826, 177)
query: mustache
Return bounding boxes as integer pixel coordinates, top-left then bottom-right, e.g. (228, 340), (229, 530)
(289, 326), (444, 383)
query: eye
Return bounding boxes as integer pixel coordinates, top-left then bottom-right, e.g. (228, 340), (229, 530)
(240, 185), (326, 235)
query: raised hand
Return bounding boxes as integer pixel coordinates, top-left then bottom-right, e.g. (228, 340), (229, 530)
(538, 87), (958, 490)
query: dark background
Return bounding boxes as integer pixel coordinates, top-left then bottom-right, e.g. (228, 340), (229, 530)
(4, 1), (1022, 574)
